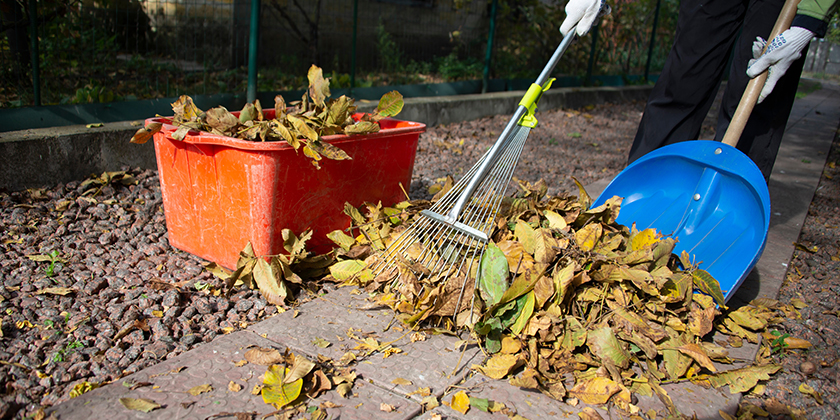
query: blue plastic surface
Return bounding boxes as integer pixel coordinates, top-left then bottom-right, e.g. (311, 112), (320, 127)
(593, 140), (771, 303)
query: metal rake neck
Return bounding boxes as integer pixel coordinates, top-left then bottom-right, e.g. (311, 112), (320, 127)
(444, 28), (578, 223)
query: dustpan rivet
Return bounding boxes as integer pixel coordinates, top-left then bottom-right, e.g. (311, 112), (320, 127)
(693, 194), (701, 201)
(715, 148), (722, 155)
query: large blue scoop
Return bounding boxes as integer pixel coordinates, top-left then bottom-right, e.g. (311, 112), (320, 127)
(592, 0), (798, 303)
(593, 140), (770, 303)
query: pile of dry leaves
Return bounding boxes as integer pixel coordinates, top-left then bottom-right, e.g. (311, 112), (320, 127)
(130, 65), (404, 169)
(219, 177), (811, 417)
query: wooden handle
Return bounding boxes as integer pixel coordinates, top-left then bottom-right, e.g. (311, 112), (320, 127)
(721, 0), (800, 147)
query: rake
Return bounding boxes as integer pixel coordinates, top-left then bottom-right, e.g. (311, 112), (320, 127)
(371, 24), (586, 315)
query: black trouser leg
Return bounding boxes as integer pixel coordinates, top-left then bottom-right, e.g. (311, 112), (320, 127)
(628, 0), (748, 164)
(714, 0), (805, 182)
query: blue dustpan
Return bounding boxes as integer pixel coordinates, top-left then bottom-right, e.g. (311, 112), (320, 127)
(592, 140), (770, 303)
(592, 0), (799, 303)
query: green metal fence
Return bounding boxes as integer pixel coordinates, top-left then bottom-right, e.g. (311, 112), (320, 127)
(1, 0), (677, 113)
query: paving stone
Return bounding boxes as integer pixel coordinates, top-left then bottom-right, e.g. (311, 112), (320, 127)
(47, 330), (419, 420)
(250, 286), (485, 402)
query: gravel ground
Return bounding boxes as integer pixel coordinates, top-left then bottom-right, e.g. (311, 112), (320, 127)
(0, 93), (837, 419)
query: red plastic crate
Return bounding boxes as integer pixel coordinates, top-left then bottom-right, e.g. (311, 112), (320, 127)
(149, 111), (425, 269)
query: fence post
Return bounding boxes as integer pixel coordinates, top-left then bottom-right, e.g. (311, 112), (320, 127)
(247, 0), (261, 103)
(482, 0), (498, 94)
(351, 0), (358, 94)
(29, 0), (41, 106)
(644, 0), (661, 82)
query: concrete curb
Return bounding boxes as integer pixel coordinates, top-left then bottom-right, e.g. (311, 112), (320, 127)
(0, 85), (653, 192)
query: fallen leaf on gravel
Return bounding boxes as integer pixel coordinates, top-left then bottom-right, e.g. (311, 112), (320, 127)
(391, 378), (412, 386)
(228, 381), (242, 392)
(187, 384), (213, 396)
(798, 383), (824, 404)
(233, 359), (248, 367)
(244, 347), (284, 365)
(790, 298), (808, 308)
(119, 397), (161, 412)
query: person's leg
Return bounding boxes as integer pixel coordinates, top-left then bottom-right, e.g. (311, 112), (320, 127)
(714, 0), (805, 182)
(629, 0), (748, 164)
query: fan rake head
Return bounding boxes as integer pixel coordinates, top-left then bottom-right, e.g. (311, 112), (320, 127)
(369, 124), (532, 321)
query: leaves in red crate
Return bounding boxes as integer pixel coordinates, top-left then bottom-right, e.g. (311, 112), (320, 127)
(344, 121), (380, 135)
(308, 140), (352, 161)
(307, 65), (331, 108)
(171, 95), (203, 122)
(142, 65), (406, 169)
(374, 90), (404, 119)
(239, 102), (257, 124)
(288, 115), (319, 142)
(274, 95), (287, 120)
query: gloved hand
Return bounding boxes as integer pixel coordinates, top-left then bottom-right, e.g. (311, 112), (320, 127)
(746, 26), (815, 103)
(560, 0), (604, 37)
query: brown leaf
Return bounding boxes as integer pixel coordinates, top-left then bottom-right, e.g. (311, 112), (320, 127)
(379, 403), (395, 412)
(678, 343), (717, 372)
(244, 347), (284, 366)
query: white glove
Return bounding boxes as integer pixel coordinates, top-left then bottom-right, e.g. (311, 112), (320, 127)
(746, 26), (815, 103)
(560, 0), (604, 37)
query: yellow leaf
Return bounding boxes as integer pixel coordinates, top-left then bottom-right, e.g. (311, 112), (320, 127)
(514, 219), (536, 254)
(704, 364), (781, 393)
(228, 381), (242, 392)
(329, 260), (366, 281)
(451, 390), (470, 414)
(510, 291), (535, 335)
(798, 383), (823, 404)
(119, 397), (161, 413)
(569, 377), (621, 405)
(543, 210), (567, 230)
(187, 384), (213, 396)
(630, 228), (659, 251)
(575, 222), (602, 252)
(391, 378), (412, 386)
(500, 336), (522, 354)
(790, 298), (808, 309)
(473, 353), (523, 379)
(677, 343), (717, 372)
(262, 366), (303, 407)
(69, 381), (99, 398)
